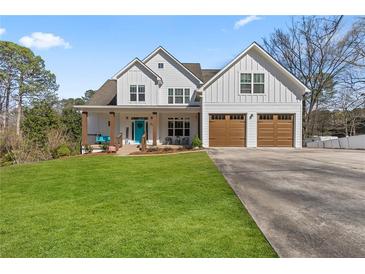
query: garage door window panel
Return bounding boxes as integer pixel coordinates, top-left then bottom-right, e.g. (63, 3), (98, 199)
(210, 114), (225, 120)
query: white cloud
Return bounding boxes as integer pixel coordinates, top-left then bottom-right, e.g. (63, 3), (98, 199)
(19, 32), (71, 49)
(234, 15), (262, 30)
(0, 27), (6, 35)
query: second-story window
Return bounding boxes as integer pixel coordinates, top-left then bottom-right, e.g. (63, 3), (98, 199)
(253, 73), (265, 94)
(175, 89), (183, 104)
(158, 63), (164, 69)
(130, 85), (145, 102)
(168, 88), (190, 104)
(168, 89), (174, 104)
(138, 85), (145, 101)
(130, 85), (137, 101)
(240, 73), (252, 94)
(184, 89), (190, 103)
(240, 73), (265, 94)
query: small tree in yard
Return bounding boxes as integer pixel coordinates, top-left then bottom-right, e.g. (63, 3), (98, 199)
(21, 100), (60, 146)
(60, 107), (82, 143)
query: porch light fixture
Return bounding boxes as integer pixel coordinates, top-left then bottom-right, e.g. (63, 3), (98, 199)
(250, 114), (254, 119)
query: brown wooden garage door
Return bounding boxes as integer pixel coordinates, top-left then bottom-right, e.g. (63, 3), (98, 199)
(209, 114), (246, 147)
(258, 114), (294, 147)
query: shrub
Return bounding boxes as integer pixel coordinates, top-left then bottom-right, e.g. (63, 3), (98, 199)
(47, 129), (69, 153)
(83, 144), (93, 154)
(101, 143), (109, 151)
(1, 152), (14, 166)
(21, 101), (60, 146)
(191, 135), (202, 148)
(55, 144), (71, 158)
(72, 143), (81, 155)
(0, 132), (52, 165)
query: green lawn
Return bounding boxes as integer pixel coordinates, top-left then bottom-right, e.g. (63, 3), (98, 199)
(0, 152), (276, 258)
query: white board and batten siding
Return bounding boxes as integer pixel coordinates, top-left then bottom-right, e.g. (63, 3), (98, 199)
(144, 50), (201, 105)
(116, 64), (159, 105)
(117, 51), (201, 106)
(202, 47), (304, 148)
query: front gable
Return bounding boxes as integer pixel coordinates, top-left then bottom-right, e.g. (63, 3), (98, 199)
(201, 43), (308, 104)
(114, 59), (161, 105)
(143, 48), (202, 104)
(144, 47), (203, 87)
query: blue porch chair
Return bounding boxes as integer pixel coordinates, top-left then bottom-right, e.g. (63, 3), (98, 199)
(95, 135), (111, 144)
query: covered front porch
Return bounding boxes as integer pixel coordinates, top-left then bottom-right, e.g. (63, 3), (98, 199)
(78, 105), (201, 151)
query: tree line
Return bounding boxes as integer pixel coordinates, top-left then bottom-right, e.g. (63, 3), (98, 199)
(0, 41), (95, 164)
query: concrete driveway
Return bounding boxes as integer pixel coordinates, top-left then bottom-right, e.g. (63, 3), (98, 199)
(208, 148), (365, 257)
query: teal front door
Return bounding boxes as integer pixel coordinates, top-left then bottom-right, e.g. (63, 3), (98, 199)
(134, 120), (145, 144)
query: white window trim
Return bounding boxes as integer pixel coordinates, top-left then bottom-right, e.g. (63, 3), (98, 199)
(167, 117), (191, 137)
(239, 73), (266, 95)
(129, 84), (146, 103)
(167, 88), (191, 104)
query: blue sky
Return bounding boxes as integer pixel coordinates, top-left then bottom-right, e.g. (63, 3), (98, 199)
(0, 16), (357, 99)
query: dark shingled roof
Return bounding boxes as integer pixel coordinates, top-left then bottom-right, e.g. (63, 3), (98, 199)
(86, 80), (117, 105)
(201, 69), (220, 83)
(182, 63), (203, 82)
(182, 63), (220, 83)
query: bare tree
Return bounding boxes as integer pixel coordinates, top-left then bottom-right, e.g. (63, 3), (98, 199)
(331, 87), (365, 136)
(263, 16), (364, 137)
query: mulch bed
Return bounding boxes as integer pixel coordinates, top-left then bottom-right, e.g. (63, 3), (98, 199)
(129, 147), (201, 155)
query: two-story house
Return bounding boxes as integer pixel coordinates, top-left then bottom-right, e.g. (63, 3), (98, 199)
(75, 42), (309, 149)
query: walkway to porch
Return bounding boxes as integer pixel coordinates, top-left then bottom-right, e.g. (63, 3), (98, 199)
(115, 144), (193, 156)
(116, 144), (139, 156)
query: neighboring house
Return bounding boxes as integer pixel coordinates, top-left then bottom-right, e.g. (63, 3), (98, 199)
(75, 42), (309, 149)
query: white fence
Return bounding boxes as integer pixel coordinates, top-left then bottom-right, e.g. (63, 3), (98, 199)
(306, 134), (365, 149)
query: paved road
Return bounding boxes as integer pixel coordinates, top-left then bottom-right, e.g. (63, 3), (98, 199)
(208, 148), (365, 257)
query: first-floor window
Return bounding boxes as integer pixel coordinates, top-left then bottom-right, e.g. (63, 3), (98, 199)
(168, 120), (174, 136)
(130, 85), (145, 102)
(168, 88), (190, 104)
(168, 118), (190, 137)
